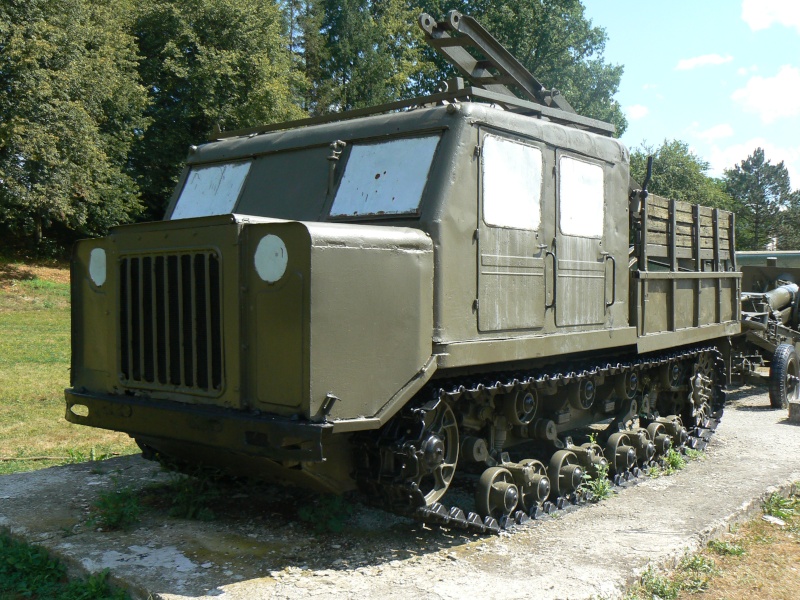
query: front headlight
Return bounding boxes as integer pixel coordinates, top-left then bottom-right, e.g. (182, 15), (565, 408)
(254, 234), (288, 283)
(89, 248), (107, 287)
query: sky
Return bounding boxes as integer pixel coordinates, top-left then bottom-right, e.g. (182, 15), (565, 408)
(583, 0), (800, 190)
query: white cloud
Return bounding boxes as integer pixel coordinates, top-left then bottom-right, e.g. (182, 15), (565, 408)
(731, 65), (800, 123)
(675, 54), (734, 71)
(626, 104), (650, 120)
(642, 83), (658, 90)
(737, 65), (758, 76)
(742, 0), (800, 33)
(708, 139), (800, 190)
(695, 124), (735, 143)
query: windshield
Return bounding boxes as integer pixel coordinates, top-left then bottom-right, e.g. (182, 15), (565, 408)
(170, 161), (251, 220)
(330, 135), (440, 218)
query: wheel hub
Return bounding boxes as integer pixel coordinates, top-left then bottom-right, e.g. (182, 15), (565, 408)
(421, 434), (445, 470)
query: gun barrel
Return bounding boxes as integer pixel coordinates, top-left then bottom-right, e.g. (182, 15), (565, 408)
(764, 283), (799, 312)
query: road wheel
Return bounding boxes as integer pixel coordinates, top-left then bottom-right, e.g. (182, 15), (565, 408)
(769, 343), (800, 409)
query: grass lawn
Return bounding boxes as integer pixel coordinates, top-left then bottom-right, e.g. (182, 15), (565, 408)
(0, 259), (138, 474)
(627, 488), (800, 600)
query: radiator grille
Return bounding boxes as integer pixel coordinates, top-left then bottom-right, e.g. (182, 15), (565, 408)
(119, 251), (223, 393)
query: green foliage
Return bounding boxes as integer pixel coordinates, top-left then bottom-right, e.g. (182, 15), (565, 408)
(725, 147), (794, 251)
(90, 479), (141, 531)
(708, 539), (745, 556)
(297, 493), (354, 533)
(131, 0), (306, 219)
(762, 492), (796, 520)
(298, 0), (435, 114)
(638, 566), (680, 600)
(683, 448), (705, 461)
(0, 0), (149, 253)
(677, 554), (716, 593)
(0, 533), (128, 599)
(630, 556), (716, 600)
(159, 473), (220, 521)
(630, 139), (732, 209)
(582, 462), (613, 502)
(421, 1), (627, 133)
(662, 448), (686, 474)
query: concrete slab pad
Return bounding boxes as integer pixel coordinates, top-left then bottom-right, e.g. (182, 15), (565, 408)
(1, 388), (799, 600)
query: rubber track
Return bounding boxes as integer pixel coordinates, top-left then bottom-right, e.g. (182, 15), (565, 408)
(369, 346), (726, 535)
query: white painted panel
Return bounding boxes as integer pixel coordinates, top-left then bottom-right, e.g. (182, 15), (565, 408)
(559, 156), (604, 238)
(330, 136), (439, 217)
(171, 161), (251, 220)
(482, 135), (542, 230)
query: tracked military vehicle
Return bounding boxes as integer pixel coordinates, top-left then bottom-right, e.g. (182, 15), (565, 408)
(66, 12), (740, 532)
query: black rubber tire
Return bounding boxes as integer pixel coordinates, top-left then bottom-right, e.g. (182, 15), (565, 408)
(768, 343), (800, 409)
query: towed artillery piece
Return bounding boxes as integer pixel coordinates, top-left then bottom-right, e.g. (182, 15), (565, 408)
(732, 253), (800, 408)
(65, 12), (738, 532)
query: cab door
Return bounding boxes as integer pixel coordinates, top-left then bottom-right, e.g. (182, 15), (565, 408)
(554, 152), (609, 327)
(477, 131), (551, 332)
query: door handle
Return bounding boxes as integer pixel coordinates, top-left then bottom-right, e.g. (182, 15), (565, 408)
(602, 252), (616, 307)
(545, 239), (557, 310)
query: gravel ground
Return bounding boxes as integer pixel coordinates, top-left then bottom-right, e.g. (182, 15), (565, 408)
(1, 387), (798, 600)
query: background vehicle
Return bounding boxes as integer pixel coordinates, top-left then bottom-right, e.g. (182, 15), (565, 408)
(733, 251), (800, 408)
(66, 12), (739, 532)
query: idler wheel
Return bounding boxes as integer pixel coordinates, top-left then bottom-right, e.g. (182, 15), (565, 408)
(476, 467), (519, 519)
(548, 450), (584, 497)
(605, 432), (636, 474)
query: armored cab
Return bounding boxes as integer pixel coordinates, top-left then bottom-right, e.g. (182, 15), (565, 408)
(67, 12), (740, 530)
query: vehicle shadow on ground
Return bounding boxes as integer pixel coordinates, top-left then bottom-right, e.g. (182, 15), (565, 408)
(73, 457), (494, 597)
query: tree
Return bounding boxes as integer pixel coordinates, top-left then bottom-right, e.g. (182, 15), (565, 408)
(301, 0), (434, 114)
(299, 1), (625, 132)
(421, 0), (627, 134)
(0, 0), (149, 252)
(725, 148), (793, 251)
(629, 140), (732, 209)
(131, 0), (306, 220)
(776, 190), (800, 250)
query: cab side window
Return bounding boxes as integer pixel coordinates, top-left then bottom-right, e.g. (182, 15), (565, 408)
(559, 155), (604, 238)
(482, 135), (543, 230)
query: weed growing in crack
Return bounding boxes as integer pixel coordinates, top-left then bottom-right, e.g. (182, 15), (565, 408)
(684, 448), (705, 461)
(763, 492), (796, 520)
(141, 469), (223, 522)
(582, 463), (613, 502)
(89, 478), (140, 531)
(662, 449), (686, 474)
(708, 539), (745, 556)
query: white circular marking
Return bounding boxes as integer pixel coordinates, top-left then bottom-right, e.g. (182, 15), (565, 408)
(89, 248), (107, 287)
(254, 235), (288, 283)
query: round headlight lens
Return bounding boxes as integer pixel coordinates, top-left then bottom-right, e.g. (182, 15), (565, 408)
(254, 234), (288, 283)
(89, 248), (107, 287)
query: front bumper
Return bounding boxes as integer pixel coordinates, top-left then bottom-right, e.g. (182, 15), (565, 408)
(65, 389), (333, 462)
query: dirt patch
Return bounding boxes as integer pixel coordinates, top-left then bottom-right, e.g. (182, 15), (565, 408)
(0, 261), (70, 289)
(675, 512), (800, 599)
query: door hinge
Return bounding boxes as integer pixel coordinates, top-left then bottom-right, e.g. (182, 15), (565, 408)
(474, 145), (482, 159)
(472, 299), (479, 312)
